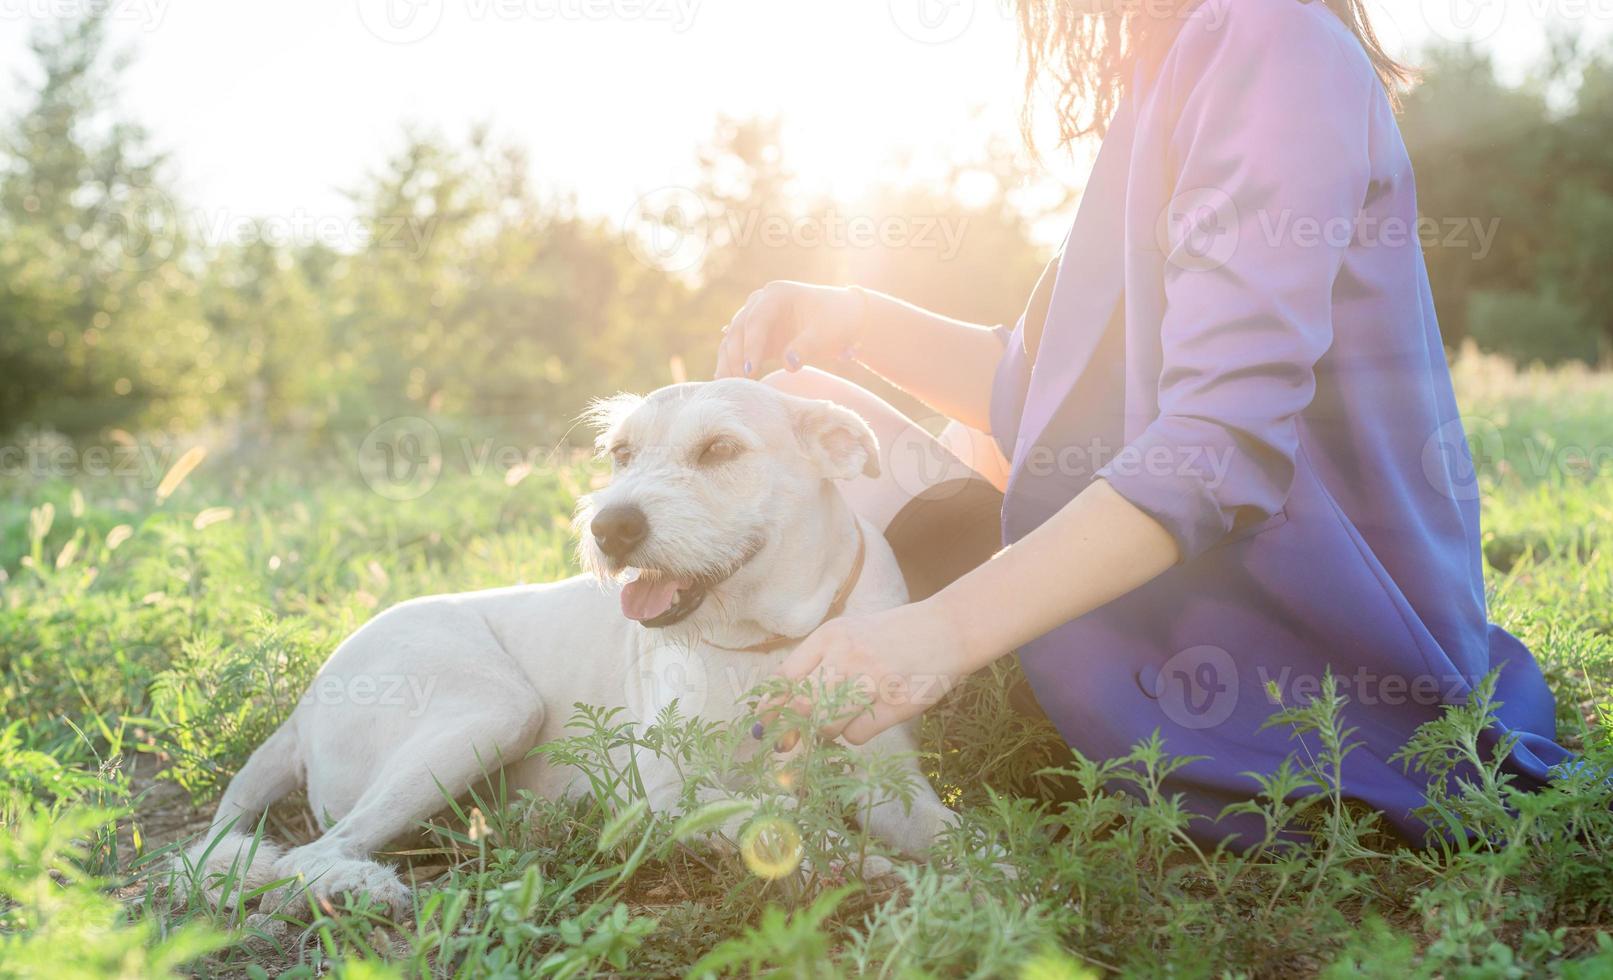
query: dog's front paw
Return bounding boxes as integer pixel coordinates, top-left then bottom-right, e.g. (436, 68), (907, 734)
(267, 847), (413, 919)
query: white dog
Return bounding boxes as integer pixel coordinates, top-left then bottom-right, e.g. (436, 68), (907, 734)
(186, 379), (956, 911)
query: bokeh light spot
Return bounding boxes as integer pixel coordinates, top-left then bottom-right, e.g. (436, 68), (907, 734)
(740, 818), (802, 881)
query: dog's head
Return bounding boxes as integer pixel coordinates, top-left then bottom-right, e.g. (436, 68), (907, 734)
(574, 379), (878, 630)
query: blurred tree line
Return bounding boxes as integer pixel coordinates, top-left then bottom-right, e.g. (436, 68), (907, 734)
(2, 15), (1610, 442)
(1402, 32), (1613, 367)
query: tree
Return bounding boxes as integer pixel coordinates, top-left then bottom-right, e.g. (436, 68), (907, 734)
(0, 13), (213, 434)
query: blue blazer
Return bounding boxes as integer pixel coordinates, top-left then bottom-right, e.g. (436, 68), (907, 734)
(989, 0), (1570, 844)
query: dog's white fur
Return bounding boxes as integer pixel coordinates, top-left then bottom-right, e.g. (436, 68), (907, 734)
(187, 379), (955, 911)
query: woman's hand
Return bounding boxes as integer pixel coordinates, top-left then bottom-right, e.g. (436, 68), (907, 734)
(715, 281), (866, 379)
(767, 596), (986, 748)
(711, 280), (1003, 432)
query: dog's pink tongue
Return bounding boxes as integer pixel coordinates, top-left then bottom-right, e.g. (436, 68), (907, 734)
(620, 576), (686, 621)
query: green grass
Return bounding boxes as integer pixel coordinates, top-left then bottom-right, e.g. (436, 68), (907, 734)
(3, 349), (1613, 978)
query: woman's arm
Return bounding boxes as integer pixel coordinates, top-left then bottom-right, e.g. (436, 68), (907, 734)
(941, 477), (1180, 660)
(772, 477), (1179, 747)
(714, 281), (1003, 432)
(847, 289), (1004, 433)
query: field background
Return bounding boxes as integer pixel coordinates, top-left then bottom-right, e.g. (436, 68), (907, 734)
(3, 351), (1613, 977)
(6, 8), (1613, 979)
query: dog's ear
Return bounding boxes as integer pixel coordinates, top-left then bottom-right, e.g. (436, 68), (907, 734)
(581, 393), (644, 452)
(791, 399), (880, 481)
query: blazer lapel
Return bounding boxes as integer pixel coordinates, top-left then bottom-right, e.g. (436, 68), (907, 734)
(1011, 95), (1137, 473)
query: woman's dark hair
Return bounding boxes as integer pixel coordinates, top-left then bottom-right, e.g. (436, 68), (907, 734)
(1014, 0), (1414, 148)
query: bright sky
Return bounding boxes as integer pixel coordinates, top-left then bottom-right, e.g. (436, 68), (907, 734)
(0, 0), (1602, 245)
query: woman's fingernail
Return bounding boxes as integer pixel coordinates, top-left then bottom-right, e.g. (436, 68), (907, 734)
(743, 358), (753, 376)
(784, 350), (801, 371)
(751, 721), (765, 740)
(774, 733), (799, 754)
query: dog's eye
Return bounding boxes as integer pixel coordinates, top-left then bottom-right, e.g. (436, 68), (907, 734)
(698, 437), (743, 465)
(609, 445), (633, 468)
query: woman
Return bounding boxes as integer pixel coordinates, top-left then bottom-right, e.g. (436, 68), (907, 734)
(714, 0), (1571, 845)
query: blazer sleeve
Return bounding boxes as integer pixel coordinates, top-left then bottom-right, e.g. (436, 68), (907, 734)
(1096, 0), (1376, 560)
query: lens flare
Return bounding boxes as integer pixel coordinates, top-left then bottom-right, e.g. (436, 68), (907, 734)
(740, 817), (803, 880)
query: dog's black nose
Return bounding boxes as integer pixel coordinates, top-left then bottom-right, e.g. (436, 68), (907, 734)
(591, 505), (648, 562)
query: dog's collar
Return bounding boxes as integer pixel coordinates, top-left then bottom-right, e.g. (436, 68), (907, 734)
(708, 521), (866, 655)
